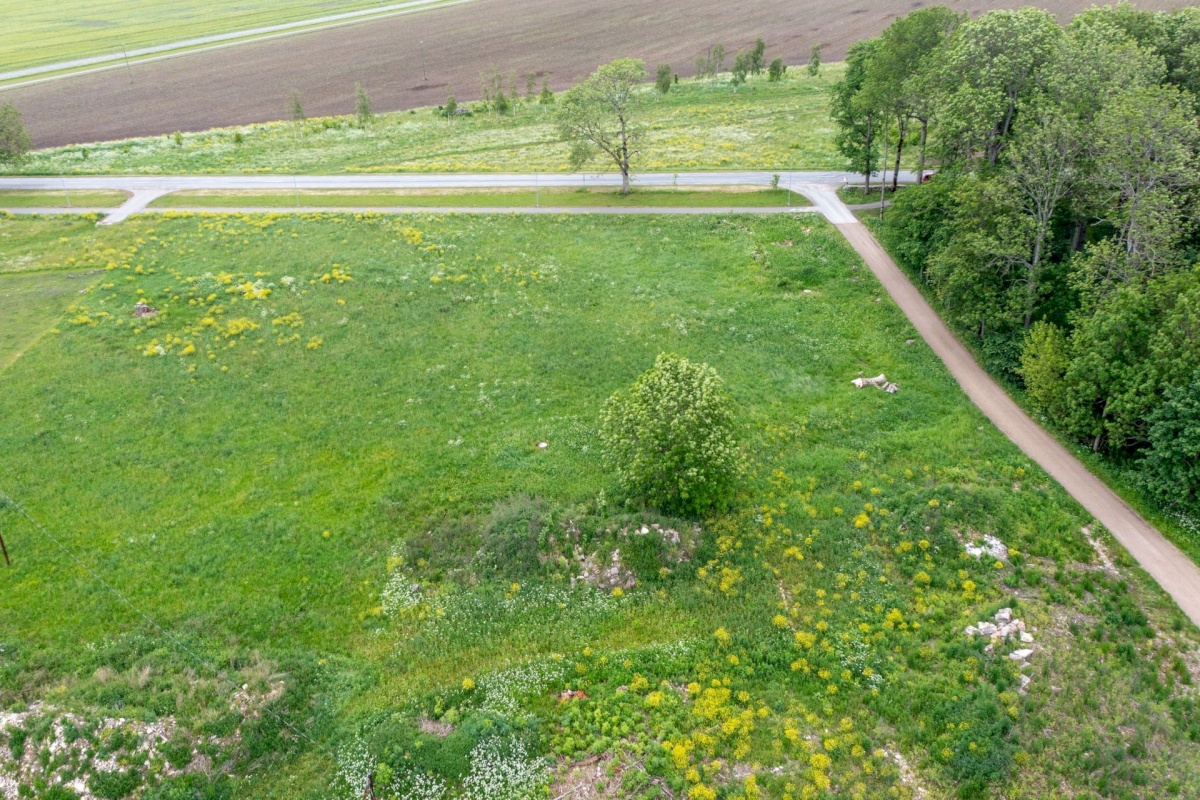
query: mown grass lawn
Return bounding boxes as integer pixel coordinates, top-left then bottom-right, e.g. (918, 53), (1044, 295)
(14, 69), (845, 177)
(148, 187), (809, 209)
(0, 212), (1196, 800)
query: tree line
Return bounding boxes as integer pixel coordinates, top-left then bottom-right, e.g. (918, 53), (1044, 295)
(833, 3), (1200, 512)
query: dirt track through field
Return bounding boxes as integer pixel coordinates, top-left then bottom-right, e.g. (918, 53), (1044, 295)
(5, 0), (1192, 148)
(834, 218), (1200, 628)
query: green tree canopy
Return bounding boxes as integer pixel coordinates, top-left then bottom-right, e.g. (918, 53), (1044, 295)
(555, 58), (647, 194)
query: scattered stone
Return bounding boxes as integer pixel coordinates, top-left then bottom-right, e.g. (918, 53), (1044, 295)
(1009, 648), (1034, 662)
(906, 339), (916, 345)
(132, 302), (158, 318)
(964, 625), (980, 637)
(537, 441), (548, 449)
(978, 622), (998, 637)
(1019, 674), (1033, 690)
(964, 534), (1008, 562)
(558, 690), (589, 703)
(995, 608), (1013, 624)
(1020, 632), (1034, 643)
(1081, 525), (1119, 576)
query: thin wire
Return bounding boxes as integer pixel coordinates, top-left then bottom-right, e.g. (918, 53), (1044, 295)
(0, 484), (336, 760)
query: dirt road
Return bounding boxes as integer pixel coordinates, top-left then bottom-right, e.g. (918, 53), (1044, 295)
(5, 0), (1192, 148)
(834, 218), (1200, 627)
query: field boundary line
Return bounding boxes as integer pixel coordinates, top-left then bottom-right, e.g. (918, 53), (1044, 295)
(0, 0), (476, 91)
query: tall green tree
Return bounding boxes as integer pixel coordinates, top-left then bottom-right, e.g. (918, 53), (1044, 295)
(830, 40), (880, 191)
(930, 7), (1063, 167)
(556, 58), (647, 194)
(0, 102), (32, 167)
(864, 6), (965, 186)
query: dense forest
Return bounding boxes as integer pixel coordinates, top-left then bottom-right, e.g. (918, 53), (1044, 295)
(832, 2), (1200, 515)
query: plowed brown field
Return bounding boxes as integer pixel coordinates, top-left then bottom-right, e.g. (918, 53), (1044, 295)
(4, 0), (1190, 149)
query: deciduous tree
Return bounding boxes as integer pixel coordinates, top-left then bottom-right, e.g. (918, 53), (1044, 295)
(556, 58), (647, 194)
(0, 102), (31, 167)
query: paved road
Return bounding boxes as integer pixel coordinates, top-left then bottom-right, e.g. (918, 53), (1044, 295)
(2, 168), (1197, 625)
(0, 170), (913, 224)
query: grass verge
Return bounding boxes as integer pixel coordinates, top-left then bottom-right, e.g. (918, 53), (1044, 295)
(147, 187), (810, 209)
(0, 190), (127, 208)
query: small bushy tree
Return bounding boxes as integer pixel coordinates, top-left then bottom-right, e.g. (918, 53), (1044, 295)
(750, 38), (767, 75)
(0, 102), (32, 167)
(655, 63), (673, 94)
(355, 82), (373, 126)
(768, 58), (787, 82)
(808, 45), (822, 76)
(732, 50), (751, 90)
(600, 353), (742, 515)
(290, 90), (305, 124)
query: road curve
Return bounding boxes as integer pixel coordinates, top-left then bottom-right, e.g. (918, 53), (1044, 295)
(2, 169), (1196, 624)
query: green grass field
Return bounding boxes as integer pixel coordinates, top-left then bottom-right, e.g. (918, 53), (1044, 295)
(0, 190), (128, 208)
(14, 69), (845, 176)
(0, 1), (426, 73)
(147, 187), (809, 208)
(0, 210), (1196, 800)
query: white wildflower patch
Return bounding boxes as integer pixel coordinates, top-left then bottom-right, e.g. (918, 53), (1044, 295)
(460, 736), (549, 800)
(334, 734), (376, 800)
(382, 570), (422, 616)
(479, 659), (568, 717)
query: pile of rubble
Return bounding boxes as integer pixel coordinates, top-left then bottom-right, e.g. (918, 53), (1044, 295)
(851, 373), (900, 394)
(964, 607), (1037, 691)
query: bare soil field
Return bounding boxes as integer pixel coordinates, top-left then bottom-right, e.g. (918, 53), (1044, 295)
(4, 0), (1191, 149)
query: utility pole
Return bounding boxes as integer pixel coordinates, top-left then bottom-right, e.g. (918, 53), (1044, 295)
(60, 173), (72, 209)
(121, 44), (133, 83)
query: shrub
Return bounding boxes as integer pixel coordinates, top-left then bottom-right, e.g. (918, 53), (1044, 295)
(88, 769), (142, 800)
(600, 354), (741, 515)
(1140, 371), (1200, 510)
(656, 64), (673, 94)
(474, 495), (553, 580)
(767, 58), (787, 82)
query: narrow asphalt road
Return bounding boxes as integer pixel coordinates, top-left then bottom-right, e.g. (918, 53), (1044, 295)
(2, 169), (1197, 625)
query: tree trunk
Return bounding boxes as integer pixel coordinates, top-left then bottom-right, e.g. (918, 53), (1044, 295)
(917, 119), (928, 181)
(621, 167), (631, 195)
(879, 120), (889, 221)
(892, 115), (907, 191)
(863, 116), (873, 193)
(1071, 218), (1087, 252)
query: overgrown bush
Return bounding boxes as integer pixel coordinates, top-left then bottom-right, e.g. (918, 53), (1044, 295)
(1140, 372), (1200, 510)
(600, 354), (741, 515)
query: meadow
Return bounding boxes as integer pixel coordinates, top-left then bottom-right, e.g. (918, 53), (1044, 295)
(12, 70), (844, 176)
(0, 211), (1197, 800)
(0, 0), (423, 73)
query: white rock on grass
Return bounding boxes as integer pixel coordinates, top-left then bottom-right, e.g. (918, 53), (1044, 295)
(1009, 648), (1034, 662)
(965, 534), (1009, 562)
(995, 607), (1013, 624)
